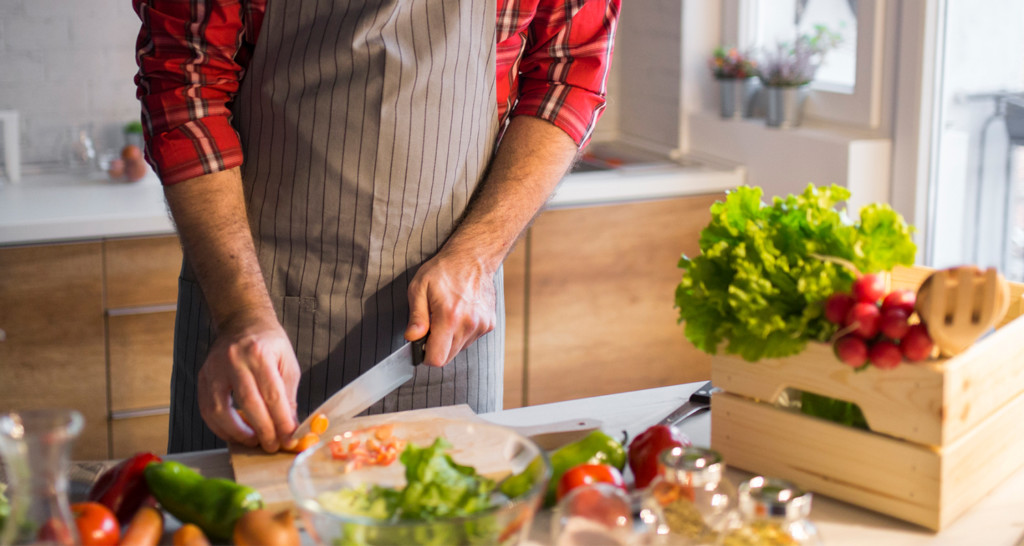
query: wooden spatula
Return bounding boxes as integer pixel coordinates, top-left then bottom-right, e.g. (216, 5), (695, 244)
(915, 266), (1010, 356)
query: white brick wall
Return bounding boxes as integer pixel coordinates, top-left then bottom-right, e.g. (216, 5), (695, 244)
(0, 0), (141, 166)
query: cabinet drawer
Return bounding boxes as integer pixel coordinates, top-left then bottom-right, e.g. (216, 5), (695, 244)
(104, 236), (182, 308)
(108, 311), (176, 412)
(111, 411), (169, 458)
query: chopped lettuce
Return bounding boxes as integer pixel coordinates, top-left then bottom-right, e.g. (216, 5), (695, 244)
(676, 184), (916, 362)
(319, 438), (500, 546)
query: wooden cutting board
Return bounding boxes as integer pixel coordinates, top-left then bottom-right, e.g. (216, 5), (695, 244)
(229, 405), (478, 512)
(228, 405), (599, 512)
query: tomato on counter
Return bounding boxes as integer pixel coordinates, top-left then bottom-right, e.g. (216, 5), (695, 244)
(70, 502), (120, 546)
(628, 424), (691, 489)
(556, 463), (626, 502)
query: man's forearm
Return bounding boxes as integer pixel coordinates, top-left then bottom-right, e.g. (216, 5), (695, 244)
(443, 116), (579, 269)
(163, 167), (275, 330)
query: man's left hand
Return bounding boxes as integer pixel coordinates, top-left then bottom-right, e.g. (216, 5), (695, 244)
(405, 250), (497, 367)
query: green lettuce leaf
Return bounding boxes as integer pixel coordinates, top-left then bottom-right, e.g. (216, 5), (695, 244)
(676, 184), (916, 362)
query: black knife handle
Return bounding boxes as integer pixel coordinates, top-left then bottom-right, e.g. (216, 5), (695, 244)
(689, 381), (716, 405)
(411, 335), (428, 366)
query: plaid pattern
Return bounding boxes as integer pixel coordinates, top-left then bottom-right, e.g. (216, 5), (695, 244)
(133, 0), (619, 185)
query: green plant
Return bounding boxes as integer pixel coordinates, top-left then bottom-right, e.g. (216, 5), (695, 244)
(757, 25), (842, 87)
(708, 46), (757, 79)
(123, 121), (144, 135)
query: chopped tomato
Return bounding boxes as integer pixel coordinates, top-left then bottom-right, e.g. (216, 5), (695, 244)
(327, 425), (406, 470)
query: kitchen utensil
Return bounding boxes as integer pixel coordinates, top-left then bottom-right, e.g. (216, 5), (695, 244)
(289, 416), (552, 545)
(915, 266), (1010, 355)
(293, 337), (427, 437)
(659, 381), (715, 427)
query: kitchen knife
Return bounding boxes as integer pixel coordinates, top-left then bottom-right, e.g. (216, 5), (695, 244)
(293, 337), (427, 437)
(658, 381), (716, 427)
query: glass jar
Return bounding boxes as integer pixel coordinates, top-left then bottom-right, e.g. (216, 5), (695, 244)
(638, 446), (736, 545)
(718, 476), (821, 546)
(0, 409), (83, 546)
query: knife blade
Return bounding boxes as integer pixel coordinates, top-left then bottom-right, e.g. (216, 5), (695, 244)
(658, 381), (716, 427)
(294, 336), (427, 437)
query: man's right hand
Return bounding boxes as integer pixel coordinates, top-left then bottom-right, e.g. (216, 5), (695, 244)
(196, 314), (301, 453)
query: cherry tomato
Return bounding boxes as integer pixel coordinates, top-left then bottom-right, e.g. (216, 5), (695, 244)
(556, 463), (626, 502)
(70, 501), (120, 546)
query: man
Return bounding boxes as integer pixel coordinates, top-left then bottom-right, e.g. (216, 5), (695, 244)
(134, 0), (620, 453)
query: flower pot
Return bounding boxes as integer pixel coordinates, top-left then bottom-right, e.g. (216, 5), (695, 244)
(717, 77), (757, 119)
(764, 84), (809, 128)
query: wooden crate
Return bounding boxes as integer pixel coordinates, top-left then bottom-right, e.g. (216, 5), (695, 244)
(710, 265), (1024, 531)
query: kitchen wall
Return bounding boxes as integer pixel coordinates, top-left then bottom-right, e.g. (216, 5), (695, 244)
(0, 0), (141, 167)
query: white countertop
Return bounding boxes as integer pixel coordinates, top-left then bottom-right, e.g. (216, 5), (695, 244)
(0, 153), (744, 247)
(166, 383), (1024, 545)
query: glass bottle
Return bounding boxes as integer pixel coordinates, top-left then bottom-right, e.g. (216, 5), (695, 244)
(0, 409), (83, 546)
(638, 446), (736, 545)
(718, 476), (822, 546)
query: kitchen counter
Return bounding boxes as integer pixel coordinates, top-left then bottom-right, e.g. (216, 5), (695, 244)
(0, 150), (743, 246)
(162, 382), (1024, 545)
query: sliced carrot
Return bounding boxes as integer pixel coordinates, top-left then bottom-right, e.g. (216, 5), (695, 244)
(285, 432), (320, 453)
(310, 413), (329, 435)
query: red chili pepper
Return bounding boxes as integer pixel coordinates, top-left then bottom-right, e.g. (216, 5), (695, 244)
(87, 452), (162, 525)
(627, 425), (691, 489)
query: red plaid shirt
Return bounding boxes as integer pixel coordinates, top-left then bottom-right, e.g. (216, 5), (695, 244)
(133, 0), (620, 185)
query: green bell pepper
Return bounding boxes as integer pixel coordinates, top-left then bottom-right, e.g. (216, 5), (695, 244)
(144, 461), (263, 542)
(543, 430), (625, 507)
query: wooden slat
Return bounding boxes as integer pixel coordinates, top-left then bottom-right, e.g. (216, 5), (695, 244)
(108, 311), (176, 412)
(525, 195), (719, 405)
(711, 392), (942, 530)
(0, 243), (109, 459)
(503, 239), (527, 409)
(104, 235), (182, 309)
(111, 413), (170, 458)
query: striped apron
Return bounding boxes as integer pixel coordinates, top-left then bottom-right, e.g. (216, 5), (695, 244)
(167, 0), (502, 452)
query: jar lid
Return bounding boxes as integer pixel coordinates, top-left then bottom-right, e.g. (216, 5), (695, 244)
(739, 476), (813, 520)
(657, 446), (724, 486)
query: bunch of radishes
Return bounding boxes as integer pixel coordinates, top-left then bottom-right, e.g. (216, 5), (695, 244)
(824, 273), (935, 369)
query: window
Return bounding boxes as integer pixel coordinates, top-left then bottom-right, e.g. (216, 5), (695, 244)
(722, 0), (888, 128)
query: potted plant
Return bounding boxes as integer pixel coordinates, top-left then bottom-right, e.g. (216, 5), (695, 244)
(708, 46), (757, 119)
(757, 25), (841, 128)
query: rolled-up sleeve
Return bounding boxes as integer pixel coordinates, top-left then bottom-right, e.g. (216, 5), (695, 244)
(510, 0), (620, 147)
(132, 0), (250, 185)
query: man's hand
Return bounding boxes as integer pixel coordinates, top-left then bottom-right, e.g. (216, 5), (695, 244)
(197, 313), (301, 452)
(405, 251), (497, 367)
(403, 116), (578, 366)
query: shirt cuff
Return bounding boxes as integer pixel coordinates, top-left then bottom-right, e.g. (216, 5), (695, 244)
(146, 116), (244, 185)
(510, 83), (607, 148)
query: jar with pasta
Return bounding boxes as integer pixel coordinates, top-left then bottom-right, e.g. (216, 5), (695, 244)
(637, 446), (735, 545)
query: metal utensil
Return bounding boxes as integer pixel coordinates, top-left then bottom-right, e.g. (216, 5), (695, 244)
(915, 266), (1010, 356)
(659, 381), (716, 427)
(293, 337), (427, 437)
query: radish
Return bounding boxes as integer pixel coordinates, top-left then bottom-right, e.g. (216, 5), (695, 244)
(868, 340), (902, 369)
(834, 336), (868, 367)
(879, 308), (910, 340)
(881, 289), (916, 316)
(852, 273), (887, 304)
(845, 302), (881, 339)
(824, 293), (856, 325)
(901, 323), (934, 362)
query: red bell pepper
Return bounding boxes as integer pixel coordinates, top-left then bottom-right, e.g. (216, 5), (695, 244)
(627, 425), (691, 489)
(87, 452), (162, 525)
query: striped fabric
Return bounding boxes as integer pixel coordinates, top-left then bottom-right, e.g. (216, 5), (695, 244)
(167, 0), (504, 452)
(132, 0), (620, 184)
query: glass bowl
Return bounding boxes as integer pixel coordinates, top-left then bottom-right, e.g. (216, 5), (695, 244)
(289, 417), (551, 546)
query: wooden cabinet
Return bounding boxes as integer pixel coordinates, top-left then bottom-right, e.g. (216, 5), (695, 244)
(0, 242), (108, 460)
(503, 193), (721, 407)
(0, 235), (180, 459)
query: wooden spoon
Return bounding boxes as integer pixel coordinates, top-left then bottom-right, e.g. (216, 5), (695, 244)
(915, 266), (1010, 356)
